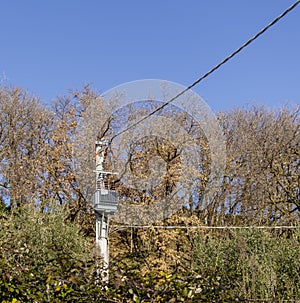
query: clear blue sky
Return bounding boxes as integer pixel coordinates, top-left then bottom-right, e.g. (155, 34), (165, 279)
(0, 1), (299, 112)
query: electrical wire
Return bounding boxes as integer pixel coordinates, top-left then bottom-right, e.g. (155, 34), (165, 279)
(109, 0), (300, 143)
(107, 2), (300, 231)
(111, 225), (300, 230)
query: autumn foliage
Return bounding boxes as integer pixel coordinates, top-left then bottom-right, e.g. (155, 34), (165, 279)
(0, 85), (299, 302)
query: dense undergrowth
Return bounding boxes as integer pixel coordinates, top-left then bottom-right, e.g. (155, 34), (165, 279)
(0, 206), (299, 302)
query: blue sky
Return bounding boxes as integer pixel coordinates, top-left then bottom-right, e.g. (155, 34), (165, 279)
(0, 1), (299, 112)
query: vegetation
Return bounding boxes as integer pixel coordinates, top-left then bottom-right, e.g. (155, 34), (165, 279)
(1, 207), (299, 302)
(0, 206), (103, 302)
(0, 84), (299, 301)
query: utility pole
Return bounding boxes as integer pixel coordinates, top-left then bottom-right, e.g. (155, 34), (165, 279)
(94, 139), (118, 281)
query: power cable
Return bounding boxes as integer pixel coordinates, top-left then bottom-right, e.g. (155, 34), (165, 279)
(109, 0), (300, 143)
(111, 225), (300, 230)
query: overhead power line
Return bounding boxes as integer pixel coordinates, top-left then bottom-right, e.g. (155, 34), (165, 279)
(111, 225), (300, 230)
(110, 0), (300, 142)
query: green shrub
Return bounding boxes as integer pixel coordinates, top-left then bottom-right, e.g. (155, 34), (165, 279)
(0, 206), (107, 302)
(1, 206), (299, 302)
(193, 229), (300, 301)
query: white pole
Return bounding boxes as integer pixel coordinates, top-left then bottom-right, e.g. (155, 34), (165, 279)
(95, 139), (110, 281)
(95, 212), (109, 281)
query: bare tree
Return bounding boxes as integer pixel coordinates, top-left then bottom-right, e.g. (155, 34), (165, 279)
(0, 86), (53, 207)
(217, 105), (299, 225)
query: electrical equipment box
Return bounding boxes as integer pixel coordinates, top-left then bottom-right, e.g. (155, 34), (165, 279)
(93, 189), (118, 213)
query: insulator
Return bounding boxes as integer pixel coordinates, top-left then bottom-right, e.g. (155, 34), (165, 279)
(104, 180), (109, 190)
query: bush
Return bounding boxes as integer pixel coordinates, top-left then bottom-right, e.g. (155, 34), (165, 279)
(1, 206), (299, 302)
(0, 206), (108, 302)
(193, 229), (300, 301)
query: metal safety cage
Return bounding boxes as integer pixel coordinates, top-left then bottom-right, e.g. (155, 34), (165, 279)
(93, 189), (118, 214)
